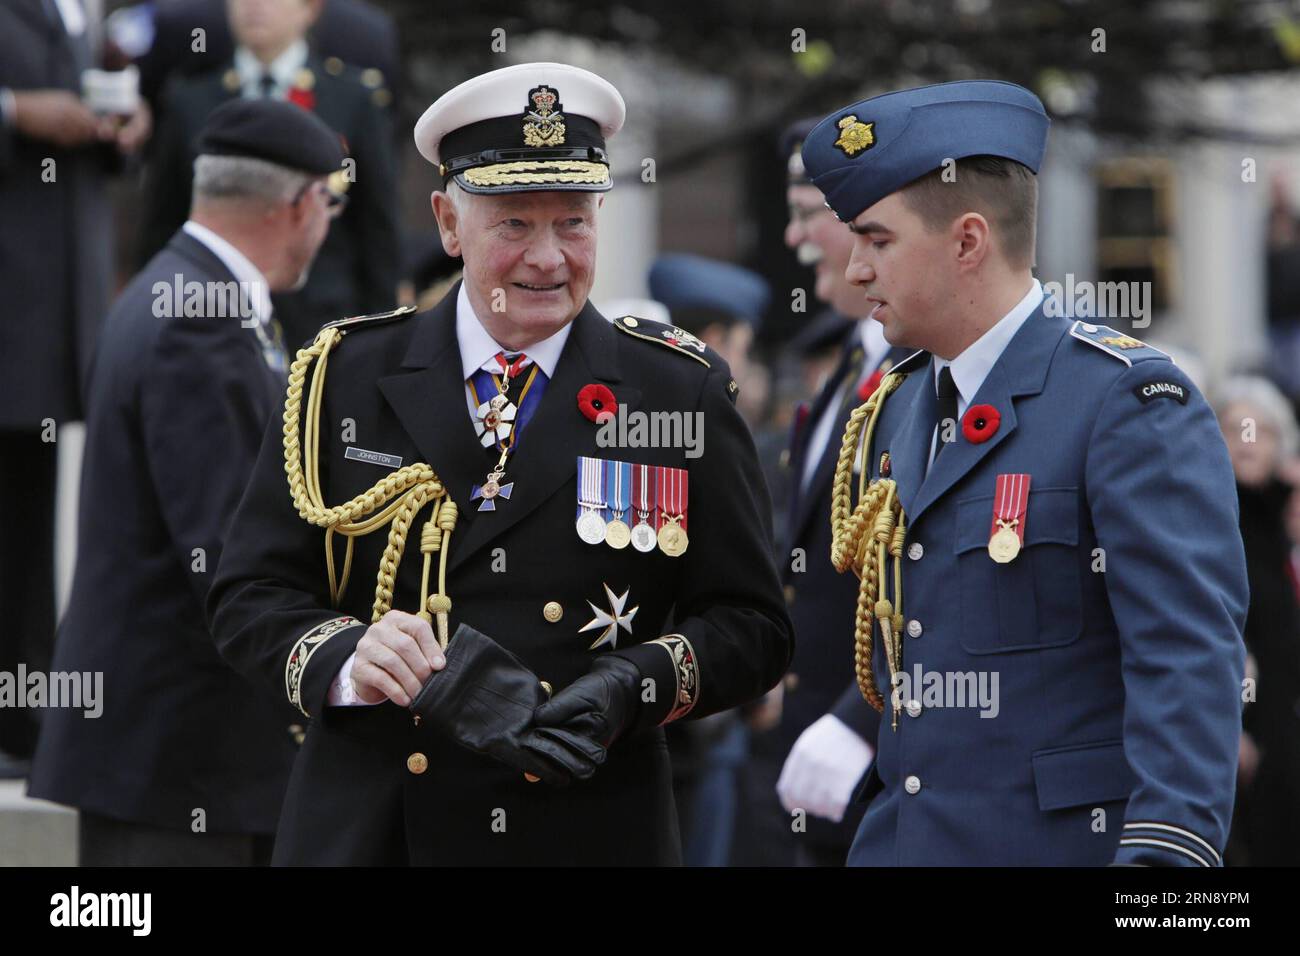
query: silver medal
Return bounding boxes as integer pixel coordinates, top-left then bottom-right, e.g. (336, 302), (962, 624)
(630, 520), (657, 553)
(576, 509), (607, 545)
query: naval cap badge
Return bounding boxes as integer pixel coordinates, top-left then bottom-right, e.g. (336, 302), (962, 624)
(523, 84), (566, 147)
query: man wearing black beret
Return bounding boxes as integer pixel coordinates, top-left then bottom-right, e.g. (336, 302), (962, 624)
(28, 99), (346, 865)
(137, 0), (398, 349)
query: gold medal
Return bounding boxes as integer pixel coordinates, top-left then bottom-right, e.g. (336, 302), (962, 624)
(657, 518), (688, 557)
(988, 523), (1021, 563)
(605, 518), (631, 549)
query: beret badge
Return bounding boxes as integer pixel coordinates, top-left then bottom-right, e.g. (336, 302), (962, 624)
(523, 84), (567, 147)
(834, 114), (875, 157)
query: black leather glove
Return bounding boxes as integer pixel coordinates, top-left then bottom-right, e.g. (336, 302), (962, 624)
(523, 655), (643, 777)
(409, 623), (596, 786)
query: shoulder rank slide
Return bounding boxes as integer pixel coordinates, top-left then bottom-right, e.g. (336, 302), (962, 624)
(1068, 322), (1170, 366)
(319, 305), (417, 335)
(613, 316), (711, 368)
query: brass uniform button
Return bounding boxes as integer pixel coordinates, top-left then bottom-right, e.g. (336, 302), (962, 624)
(294, 67), (315, 91)
(623, 317), (638, 328)
(784, 672), (800, 691)
(407, 752), (428, 775)
(372, 88), (392, 109)
(543, 601), (563, 623)
(324, 56), (345, 75)
(360, 68), (384, 89)
(288, 723), (305, 745)
(783, 584), (796, 604)
(221, 69), (240, 93)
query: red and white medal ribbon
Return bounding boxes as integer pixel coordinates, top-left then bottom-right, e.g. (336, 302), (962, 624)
(989, 473), (1031, 549)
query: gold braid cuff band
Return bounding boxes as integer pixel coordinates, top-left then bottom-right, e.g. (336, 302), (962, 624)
(651, 634), (699, 724)
(283, 323), (460, 653)
(286, 616), (362, 717)
(461, 160), (610, 188)
(829, 371), (909, 725)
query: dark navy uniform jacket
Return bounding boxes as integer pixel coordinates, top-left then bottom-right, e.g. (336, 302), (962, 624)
(845, 306), (1248, 867)
(207, 286), (793, 865)
(29, 231), (299, 833)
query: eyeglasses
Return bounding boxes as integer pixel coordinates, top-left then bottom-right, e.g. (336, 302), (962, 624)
(291, 179), (349, 218)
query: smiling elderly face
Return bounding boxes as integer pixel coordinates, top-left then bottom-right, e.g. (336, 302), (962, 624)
(432, 185), (601, 350)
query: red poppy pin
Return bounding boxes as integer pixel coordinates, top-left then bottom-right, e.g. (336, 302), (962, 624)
(857, 368), (885, 402)
(287, 86), (316, 111)
(577, 383), (617, 423)
(961, 404), (1001, 443)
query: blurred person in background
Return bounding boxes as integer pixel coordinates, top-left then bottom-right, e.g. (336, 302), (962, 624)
(135, 0), (399, 127)
(736, 118), (907, 866)
(644, 252), (773, 865)
(138, 0), (398, 348)
(28, 99), (347, 864)
(0, 0), (150, 778)
(1218, 375), (1300, 866)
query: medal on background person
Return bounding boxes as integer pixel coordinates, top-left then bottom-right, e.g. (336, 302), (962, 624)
(988, 473), (1030, 563)
(630, 463), (658, 552)
(604, 459), (632, 549)
(656, 464), (689, 557)
(576, 455), (609, 544)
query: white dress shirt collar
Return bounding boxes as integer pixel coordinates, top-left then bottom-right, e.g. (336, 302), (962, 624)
(181, 220), (273, 324)
(234, 40), (309, 98)
(456, 281), (573, 381)
(858, 313), (890, 370)
(934, 278), (1043, 414)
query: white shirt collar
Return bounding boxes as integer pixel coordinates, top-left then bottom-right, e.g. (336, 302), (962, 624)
(234, 40), (309, 98)
(456, 282), (573, 381)
(181, 220), (273, 324)
(934, 278), (1043, 412)
(858, 315), (890, 373)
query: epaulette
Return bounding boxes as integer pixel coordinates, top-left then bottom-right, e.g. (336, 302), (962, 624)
(1068, 321), (1170, 366)
(612, 316), (711, 368)
(319, 305), (417, 334)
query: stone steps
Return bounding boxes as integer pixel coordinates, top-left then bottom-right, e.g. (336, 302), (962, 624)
(0, 780), (76, 866)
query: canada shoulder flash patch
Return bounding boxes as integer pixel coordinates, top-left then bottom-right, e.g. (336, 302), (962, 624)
(613, 316), (712, 367)
(1133, 380), (1189, 405)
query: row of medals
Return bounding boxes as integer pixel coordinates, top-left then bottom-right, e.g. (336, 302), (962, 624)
(576, 507), (688, 557)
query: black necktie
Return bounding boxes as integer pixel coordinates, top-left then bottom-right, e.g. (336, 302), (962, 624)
(259, 71), (277, 99)
(932, 365), (959, 465)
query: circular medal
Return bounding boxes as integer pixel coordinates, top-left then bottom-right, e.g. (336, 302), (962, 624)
(605, 518), (631, 549)
(630, 521), (657, 553)
(576, 510), (607, 545)
(481, 478), (500, 500)
(657, 521), (689, 557)
(988, 526), (1021, 563)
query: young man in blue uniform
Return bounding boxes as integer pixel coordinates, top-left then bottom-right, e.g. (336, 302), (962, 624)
(801, 80), (1248, 866)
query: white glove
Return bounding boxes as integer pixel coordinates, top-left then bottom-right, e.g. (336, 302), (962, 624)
(776, 714), (874, 823)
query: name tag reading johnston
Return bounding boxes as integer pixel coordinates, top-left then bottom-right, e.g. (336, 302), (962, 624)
(344, 447), (404, 469)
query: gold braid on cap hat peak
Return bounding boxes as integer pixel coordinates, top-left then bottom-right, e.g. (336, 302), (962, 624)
(830, 370), (908, 729)
(283, 325), (458, 648)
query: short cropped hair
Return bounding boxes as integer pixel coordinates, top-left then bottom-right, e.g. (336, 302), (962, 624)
(192, 154), (315, 206)
(900, 155), (1038, 269)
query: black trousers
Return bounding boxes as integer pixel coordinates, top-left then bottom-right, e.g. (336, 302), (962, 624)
(79, 810), (275, 867)
(0, 430), (57, 757)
